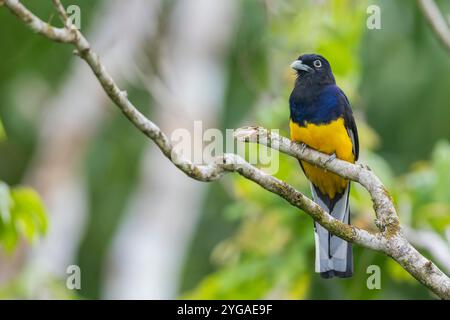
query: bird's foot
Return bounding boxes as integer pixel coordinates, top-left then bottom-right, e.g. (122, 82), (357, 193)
(300, 143), (307, 153)
(324, 153), (336, 165)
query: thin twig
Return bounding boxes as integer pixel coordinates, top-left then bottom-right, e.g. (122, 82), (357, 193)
(52, 0), (70, 29)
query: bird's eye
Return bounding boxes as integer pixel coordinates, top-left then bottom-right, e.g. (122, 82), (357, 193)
(313, 60), (322, 68)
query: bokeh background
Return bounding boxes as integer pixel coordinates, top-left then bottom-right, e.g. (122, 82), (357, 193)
(0, 0), (450, 299)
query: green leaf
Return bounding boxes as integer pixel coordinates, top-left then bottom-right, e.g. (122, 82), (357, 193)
(0, 183), (48, 253)
(10, 187), (48, 242)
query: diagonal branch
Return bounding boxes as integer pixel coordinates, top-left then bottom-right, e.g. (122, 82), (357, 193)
(51, 0), (70, 29)
(3, 0), (450, 299)
(4, 0), (75, 43)
(418, 0), (450, 52)
(234, 126), (399, 236)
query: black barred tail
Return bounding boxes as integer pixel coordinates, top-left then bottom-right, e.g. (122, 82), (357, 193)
(311, 184), (353, 278)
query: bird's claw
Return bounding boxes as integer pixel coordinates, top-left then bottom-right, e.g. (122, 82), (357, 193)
(325, 153), (336, 165)
(300, 143), (307, 152)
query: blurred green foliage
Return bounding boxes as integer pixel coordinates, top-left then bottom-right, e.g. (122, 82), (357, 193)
(399, 141), (450, 232)
(0, 182), (47, 252)
(184, 141), (450, 299)
(1, 0), (449, 300)
(181, 0), (270, 293)
(0, 110), (47, 253)
(181, 0), (450, 300)
(0, 269), (76, 299)
(361, 0), (450, 172)
(0, 0), (98, 185)
(77, 87), (151, 299)
(0, 119), (5, 141)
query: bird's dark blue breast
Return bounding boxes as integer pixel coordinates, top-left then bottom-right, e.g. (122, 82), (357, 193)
(289, 85), (345, 126)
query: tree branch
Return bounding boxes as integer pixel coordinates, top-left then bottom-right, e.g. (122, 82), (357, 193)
(418, 0), (450, 52)
(3, 0), (450, 299)
(234, 126), (399, 236)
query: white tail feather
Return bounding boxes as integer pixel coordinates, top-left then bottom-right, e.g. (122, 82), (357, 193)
(310, 183), (353, 278)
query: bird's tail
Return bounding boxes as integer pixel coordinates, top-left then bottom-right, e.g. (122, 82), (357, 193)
(311, 184), (353, 278)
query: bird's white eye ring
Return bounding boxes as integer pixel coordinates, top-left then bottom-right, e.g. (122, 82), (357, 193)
(313, 60), (322, 68)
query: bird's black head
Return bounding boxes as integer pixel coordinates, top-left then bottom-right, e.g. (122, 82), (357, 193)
(291, 54), (335, 86)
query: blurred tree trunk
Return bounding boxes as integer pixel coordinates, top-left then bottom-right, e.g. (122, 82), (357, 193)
(103, 0), (238, 299)
(13, 0), (161, 295)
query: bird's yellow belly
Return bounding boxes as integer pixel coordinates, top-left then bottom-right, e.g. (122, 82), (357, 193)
(290, 118), (355, 199)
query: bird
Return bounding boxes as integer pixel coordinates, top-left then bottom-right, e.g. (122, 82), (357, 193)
(289, 53), (359, 278)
